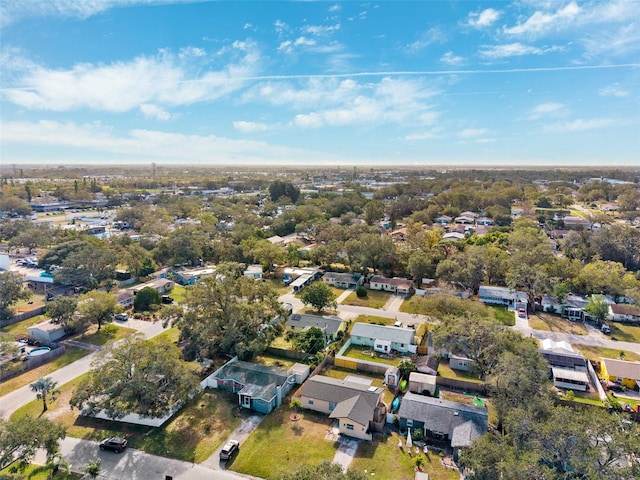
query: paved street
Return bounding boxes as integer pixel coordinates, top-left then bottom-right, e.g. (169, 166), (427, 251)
(32, 438), (259, 480)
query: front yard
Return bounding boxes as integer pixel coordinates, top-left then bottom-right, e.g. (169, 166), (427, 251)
(12, 376), (242, 463)
(528, 312), (588, 335)
(608, 322), (640, 343)
(72, 323), (136, 346)
(341, 290), (392, 309)
(488, 305), (515, 326)
(349, 314), (398, 333)
(574, 344), (640, 363)
(230, 405), (337, 478)
(0, 463), (82, 480)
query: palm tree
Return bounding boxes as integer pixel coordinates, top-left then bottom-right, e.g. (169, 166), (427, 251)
(46, 452), (70, 480)
(30, 377), (61, 412)
(84, 459), (101, 479)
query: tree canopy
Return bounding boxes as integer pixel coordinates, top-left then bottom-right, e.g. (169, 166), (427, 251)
(0, 271), (31, 321)
(0, 416), (66, 470)
(71, 337), (199, 419)
(167, 262), (284, 360)
(299, 282), (337, 312)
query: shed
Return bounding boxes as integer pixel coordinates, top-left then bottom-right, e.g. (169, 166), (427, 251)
(28, 321), (66, 345)
(385, 366), (400, 388)
(408, 372), (437, 397)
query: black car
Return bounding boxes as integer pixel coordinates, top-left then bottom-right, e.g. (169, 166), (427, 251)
(162, 295), (174, 304)
(219, 440), (239, 460)
(99, 437), (128, 453)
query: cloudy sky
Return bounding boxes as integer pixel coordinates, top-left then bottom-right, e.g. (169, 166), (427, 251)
(1, 0), (639, 166)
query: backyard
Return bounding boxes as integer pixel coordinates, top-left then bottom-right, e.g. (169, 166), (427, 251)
(341, 290), (392, 309)
(342, 344), (411, 367)
(0, 314), (49, 338)
(437, 360), (483, 385)
(320, 366), (395, 404)
(528, 312), (588, 335)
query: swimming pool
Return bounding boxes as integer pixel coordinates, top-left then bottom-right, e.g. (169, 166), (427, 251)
(28, 346), (51, 357)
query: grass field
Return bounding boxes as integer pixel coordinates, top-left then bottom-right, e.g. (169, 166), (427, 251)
(0, 346), (91, 397)
(488, 306), (515, 326)
(341, 290), (391, 309)
(437, 361), (483, 384)
(350, 431), (460, 480)
(12, 375), (242, 463)
(0, 463), (82, 480)
(168, 284), (188, 303)
(73, 323), (136, 346)
(608, 323), (640, 343)
(528, 312), (588, 335)
(574, 344), (640, 363)
(398, 296), (424, 315)
(230, 405), (337, 478)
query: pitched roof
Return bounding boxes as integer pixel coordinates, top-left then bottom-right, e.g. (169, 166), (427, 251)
(350, 323), (415, 345)
(328, 394), (377, 426)
(285, 314), (345, 335)
(610, 304), (640, 316)
(602, 358), (640, 381)
(214, 360), (290, 401)
(451, 420), (484, 448)
(369, 276), (412, 288)
(323, 272), (362, 283)
(397, 393), (488, 441)
(299, 375), (383, 408)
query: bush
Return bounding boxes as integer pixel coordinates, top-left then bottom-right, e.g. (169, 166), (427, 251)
(102, 324), (118, 337)
(356, 286), (368, 298)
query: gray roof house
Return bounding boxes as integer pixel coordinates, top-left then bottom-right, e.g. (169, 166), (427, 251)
(350, 322), (416, 354)
(205, 359), (309, 414)
(285, 313), (346, 340)
(478, 285), (527, 309)
(298, 375), (386, 441)
(322, 272), (364, 289)
(397, 392), (488, 462)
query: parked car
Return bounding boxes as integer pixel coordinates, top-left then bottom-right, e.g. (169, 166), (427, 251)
(219, 440), (239, 460)
(161, 295), (174, 304)
(517, 308), (527, 318)
(601, 323), (611, 334)
(99, 437), (128, 453)
(115, 313), (129, 321)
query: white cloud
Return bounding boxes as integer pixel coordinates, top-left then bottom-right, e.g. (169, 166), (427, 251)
(232, 121), (270, 133)
(328, 4), (341, 13)
(467, 8), (501, 28)
(403, 130), (439, 141)
(504, 1), (581, 36)
(243, 23), (252, 30)
(527, 102), (565, 120)
(140, 104), (174, 120)
(274, 19), (290, 36)
(544, 118), (617, 133)
(581, 23), (640, 59)
(277, 37), (317, 54)
(440, 52), (465, 66)
(302, 24), (341, 36)
(406, 28), (446, 53)
(0, 119), (316, 164)
(479, 42), (562, 59)
(1, 43), (261, 112)
(599, 84), (629, 97)
(458, 128), (489, 138)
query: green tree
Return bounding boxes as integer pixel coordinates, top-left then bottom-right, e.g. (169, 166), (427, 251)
(167, 262), (284, 360)
(46, 296), (78, 333)
(269, 180), (300, 204)
(0, 271), (31, 321)
(0, 416), (66, 470)
(292, 326), (326, 354)
(300, 282), (337, 312)
(584, 294), (610, 325)
(76, 290), (117, 331)
(30, 377), (61, 412)
(83, 459), (101, 479)
(46, 452), (70, 479)
(398, 358), (416, 378)
(134, 286), (161, 312)
(363, 200), (385, 226)
(71, 337), (199, 419)
(289, 397), (302, 415)
(0, 333), (22, 377)
(139, 257), (157, 277)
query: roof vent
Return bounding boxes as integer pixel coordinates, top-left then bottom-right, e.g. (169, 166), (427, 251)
(453, 411), (459, 416)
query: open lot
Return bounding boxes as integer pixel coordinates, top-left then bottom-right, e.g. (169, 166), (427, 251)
(341, 290), (392, 309)
(230, 405), (337, 478)
(12, 376), (242, 463)
(528, 312), (588, 335)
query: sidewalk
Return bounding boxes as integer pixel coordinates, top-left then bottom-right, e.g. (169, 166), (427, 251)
(335, 288), (354, 305)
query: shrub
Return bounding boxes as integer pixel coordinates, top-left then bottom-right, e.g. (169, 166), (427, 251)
(564, 390), (575, 401)
(102, 324), (118, 337)
(356, 286), (368, 298)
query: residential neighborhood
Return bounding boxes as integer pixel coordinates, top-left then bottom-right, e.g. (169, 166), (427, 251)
(1, 166), (640, 480)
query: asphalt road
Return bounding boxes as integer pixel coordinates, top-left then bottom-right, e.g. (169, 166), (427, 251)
(32, 437), (259, 480)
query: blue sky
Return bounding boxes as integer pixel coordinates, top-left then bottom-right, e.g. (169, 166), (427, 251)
(1, 0), (639, 167)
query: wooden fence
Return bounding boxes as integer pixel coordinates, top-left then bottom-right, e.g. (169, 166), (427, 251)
(0, 345), (66, 382)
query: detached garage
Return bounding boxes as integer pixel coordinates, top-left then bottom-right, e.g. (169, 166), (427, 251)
(28, 320), (66, 345)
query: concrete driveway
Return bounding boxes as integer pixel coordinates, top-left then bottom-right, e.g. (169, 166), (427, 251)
(201, 414), (265, 470)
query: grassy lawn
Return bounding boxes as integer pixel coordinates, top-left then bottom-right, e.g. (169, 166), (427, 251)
(438, 361), (483, 384)
(270, 334), (295, 350)
(399, 296), (424, 315)
(0, 346), (91, 397)
(342, 290), (392, 309)
(169, 284), (188, 303)
(529, 312), (587, 335)
(350, 431), (460, 480)
(609, 323), (640, 343)
(12, 374), (242, 463)
(253, 353), (296, 369)
(488, 305), (515, 326)
(569, 391), (604, 406)
(13, 295), (46, 311)
(231, 405), (338, 479)
(148, 326), (181, 346)
(0, 463), (82, 480)
(342, 344), (410, 367)
(73, 323), (136, 346)
(574, 344), (640, 362)
(264, 278), (293, 296)
(0, 314), (48, 338)
(350, 315), (397, 332)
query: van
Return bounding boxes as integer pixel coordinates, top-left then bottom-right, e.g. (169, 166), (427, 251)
(601, 323), (611, 334)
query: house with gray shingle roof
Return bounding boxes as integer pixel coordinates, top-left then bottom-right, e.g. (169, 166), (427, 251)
(350, 323), (416, 354)
(298, 375), (386, 441)
(322, 271), (364, 289)
(397, 392), (488, 462)
(285, 313), (346, 340)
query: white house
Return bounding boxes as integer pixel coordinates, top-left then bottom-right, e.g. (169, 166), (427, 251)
(350, 323), (416, 354)
(368, 276), (413, 296)
(609, 304), (640, 324)
(243, 264), (263, 279)
(478, 285), (527, 310)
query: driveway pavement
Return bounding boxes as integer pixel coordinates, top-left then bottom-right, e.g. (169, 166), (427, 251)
(201, 414), (265, 470)
(332, 436), (360, 472)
